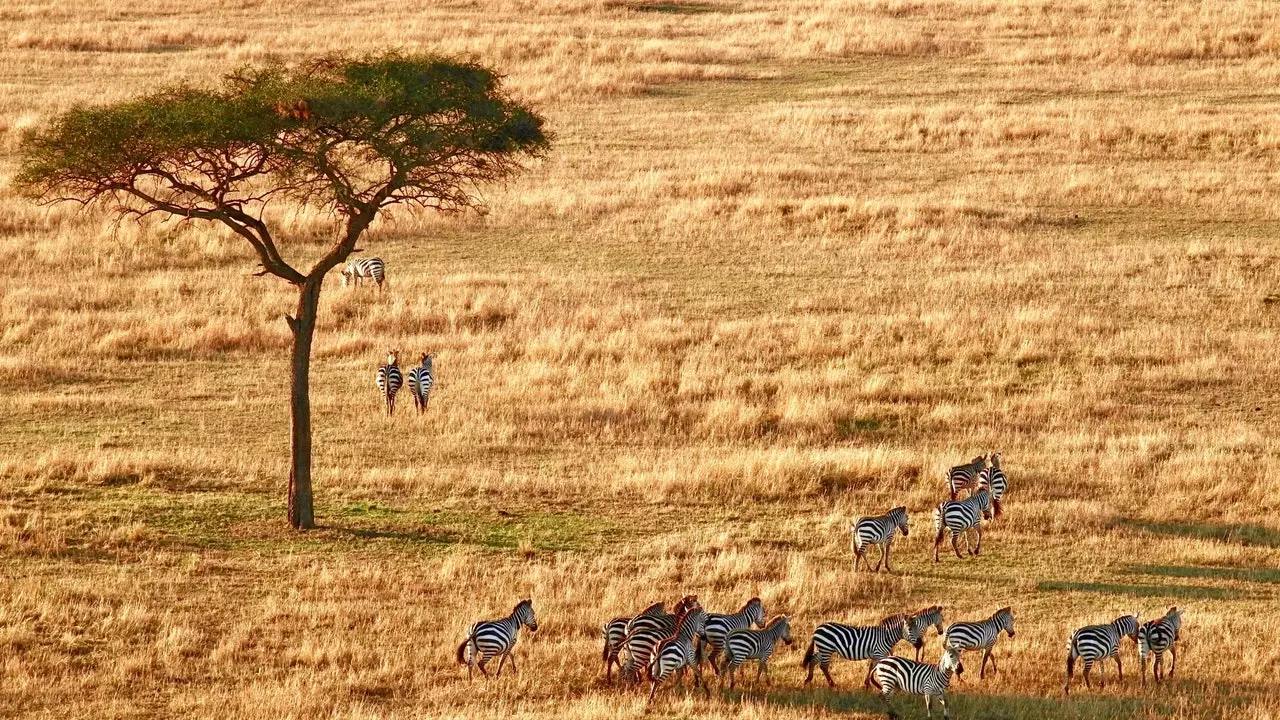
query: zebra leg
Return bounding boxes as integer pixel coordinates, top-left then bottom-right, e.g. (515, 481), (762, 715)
(756, 659), (766, 686)
(924, 693), (932, 719)
(495, 653), (507, 677)
(879, 689), (900, 719)
(1155, 653), (1163, 685)
(864, 660), (877, 689)
(973, 526), (983, 556)
(708, 647), (722, 674)
(883, 543), (893, 573)
(854, 548), (863, 573)
(1114, 654), (1123, 682)
(1096, 657), (1105, 689)
(1169, 646), (1177, 679)
(477, 656), (491, 677)
(1083, 659), (1092, 689)
(951, 532), (965, 559)
(821, 660), (837, 689)
(988, 647), (998, 674)
(508, 652), (518, 675)
(1140, 653), (1148, 686)
(1064, 651), (1075, 695)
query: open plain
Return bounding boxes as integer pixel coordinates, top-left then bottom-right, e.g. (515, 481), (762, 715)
(2, 1), (1280, 718)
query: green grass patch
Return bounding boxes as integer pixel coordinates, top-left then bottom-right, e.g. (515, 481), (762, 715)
(1127, 564), (1280, 584)
(1037, 580), (1242, 601)
(1114, 518), (1280, 548)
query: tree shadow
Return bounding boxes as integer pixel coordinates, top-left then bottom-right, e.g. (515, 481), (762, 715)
(1036, 580), (1243, 600)
(1126, 564), (1280, 584)
(1113, 518), (1280, 548)
(750, 686), (1153, 719)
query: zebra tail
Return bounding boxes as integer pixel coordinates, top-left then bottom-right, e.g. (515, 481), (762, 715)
(993, 497), (1003, 517)
(456, 637), (471, 666)
(933, 506), (945, 544)
(602, 624), (612, 663)
(868, 661), (883, 690)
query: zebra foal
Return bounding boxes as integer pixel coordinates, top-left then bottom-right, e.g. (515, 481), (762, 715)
(933, 489), (993, 562)
(1140, 606), (1183, 686)
(946, 455), (987, 499)
(698, 597), (765, 673)
(341, 257), (386, 291)
(943, 606), (1014, 679)
(977, 452), (1007, 516)
(851, 506), (909, 573)
(647, 608), (709, 702)
(455, 599), (538, 681)
(1065, 613), (1139, 694)
(406, 352), (436, 413)
(376, 349), (403, 416)
(871, 647), (964, 720)
(720, 615), (793, 689)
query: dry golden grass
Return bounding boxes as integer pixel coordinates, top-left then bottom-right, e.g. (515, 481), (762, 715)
(3, 0), (1280, 718)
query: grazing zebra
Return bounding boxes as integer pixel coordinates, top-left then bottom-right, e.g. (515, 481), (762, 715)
(619, 596), (699, 683)
(943, 607), (1015, 679)
(698, 597), (765, 673)
(376, 349), (403, 416)
(977, 452), (1007, 516)
(946, 455), (987, 500)
(1064, 613), (1140, 694)
(1139, 606), (1183, 686)
(647, 608), (709, 702)
(851, 506), (910, 573)
(933, 489), (994, 562)
(406, 352), (436, 413)
(603, 601), (667, 683)
(906, 605), (946, 662)
(341, 257), (386, 290)
(721, 615), (793, 689)
(455, 599), (538, 680)
(803, 613), (908, 688)
(870, 646), (964, 720)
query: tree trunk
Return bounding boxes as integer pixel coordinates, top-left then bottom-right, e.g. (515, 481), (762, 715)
(286, 277), (322, 530)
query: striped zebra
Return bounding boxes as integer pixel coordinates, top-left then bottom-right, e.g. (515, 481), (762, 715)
(977, 452), (1007, 516)
(376, 349), (403, 416)
(602, 601), (667, 683)
(406, 352), (436, 413)
(1139, 606), (1183, 686)
(906, 605), (946, 662)
(647, 608), (709, 702)
(1064, 613), (1140, 694)
(803, 613), (908, 688)
(341, 257), (386, 291)
(720, 615), (793, 689)
(619, 595), (699, 683)
(455, 599), (538, 680)
(851, 506), (910, 573)
(943, 607), (1015, 679)
(946, 454), (987, 500)
(698, 597), (765, 673)
(933, 489), (993, 562)
(871, 647), (964, 720)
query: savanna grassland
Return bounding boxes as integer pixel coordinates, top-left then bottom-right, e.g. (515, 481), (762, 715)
(3, 1), (1280, 718)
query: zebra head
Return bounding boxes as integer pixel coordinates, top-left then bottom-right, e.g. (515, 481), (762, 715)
(891, 506), (909, 536)
(514, 599), (537, 631)
(995, 607), (1015, 637)
(421, 352), (436, 371)
(386, 349), (400, 367)
(976, 489), (994, 520)
(907, 605), (945, 647)
(673, 595), (700, 615)
(771, 615), (794, 646)
(1115, 613), (1140, 641)
(940, 646), (964, 677)
(879, 613), (909, 643)
(340, 261), (356, 286)
(989, 452), (1001, 469)
(744, 597), (766, 628)
(676, 607), (707, 639)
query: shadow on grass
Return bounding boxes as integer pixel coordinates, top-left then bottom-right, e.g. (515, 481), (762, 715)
(1037, 580), (1242, 600)
(328, 526), (459, 546)
(1113, 518), (1280, 548)
(1127, 564), (1280, 584)
(745, 686), (1151, 719)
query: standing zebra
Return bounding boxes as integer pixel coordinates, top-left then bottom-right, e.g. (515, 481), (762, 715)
(943, 607), (1015, 679)
(619, 596), (699, 683)
(977, 452), (1007, 516)
(721, 615), (793, 689)
(906, 605), (946, 662)
(803, 613), (908, 688)
(1139, 606), (1183, 686)
(851, 506), (910, 573)
(376, 349), (403, 416)
(406, 352), (436, 413)
(946, 455), (987, 499)
(1064, 613), (1140, 694)
(647, 608), (709, 702)
(698, 597), (765, 673)
(341, 257), (386, 291)
(455, 599), (538, 680)
(933, 489), (994, 562)
(602, 601), (667, 683)
(871, 646), (964, 720)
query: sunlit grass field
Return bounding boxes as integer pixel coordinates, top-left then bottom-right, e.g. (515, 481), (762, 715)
(2, 1), (1280, 718)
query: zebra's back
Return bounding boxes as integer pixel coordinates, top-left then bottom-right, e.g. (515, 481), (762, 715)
(377, 365), (403, 396)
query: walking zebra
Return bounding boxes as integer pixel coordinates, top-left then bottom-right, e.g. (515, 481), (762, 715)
(870, 647), (964, 720)
(619, 596), (699, 683)
(943, 607), (1015, 679)
(341, 257), (386, 291)
(455, 599), (538, 680)
(933, 489), (994, 562)
(602, 601), (667, 683)
(698, 597), (765, 673)
(1064, 613), (1140, 694)
(803, 613), (908, 688)
(721, 615), (793, 689)
(376, 349), (403, 416)
(1139, 606), (1183, 686)
(906, 605), (946, 662)
(946, 455), (987, 499)
(851, 506), (910, 573)
(647, 608), (709, 702)
(977, 452), (1007, 516)
(406, 352), (436, 413)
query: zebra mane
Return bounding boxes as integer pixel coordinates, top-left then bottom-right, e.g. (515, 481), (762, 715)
(763, 614), (790, 630)
(738, 597), (762, 614)
(637, 601), (666, 616)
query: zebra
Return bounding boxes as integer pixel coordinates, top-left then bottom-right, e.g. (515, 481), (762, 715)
(619, 595), (699, 683)
(851, 506), (910, 573)
(1139, 606), (1183, 686)
(341, 257), (386, 291)
(943, 607), (1015, 679)
(1064, 613), (1140, 694)
(946, 454), (987, 500)
(602, 601), (667, 683)
(720, 615), (793, 689)
(698, 597), (765, 673)
(977, 452), (1007, 516)
(933, 489), (993, 562)
(803, 613), (908, 688)
(406, 352), (436, 413)
(455, 599), (538, 681)
(906, 605), (946, 662)
(870, 646), (964, 720)
(647, 608), (709, 702)
(376, 349), (403, 416)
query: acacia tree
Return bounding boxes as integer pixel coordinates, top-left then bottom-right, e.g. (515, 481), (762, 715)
(17, 54), (548, 529)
